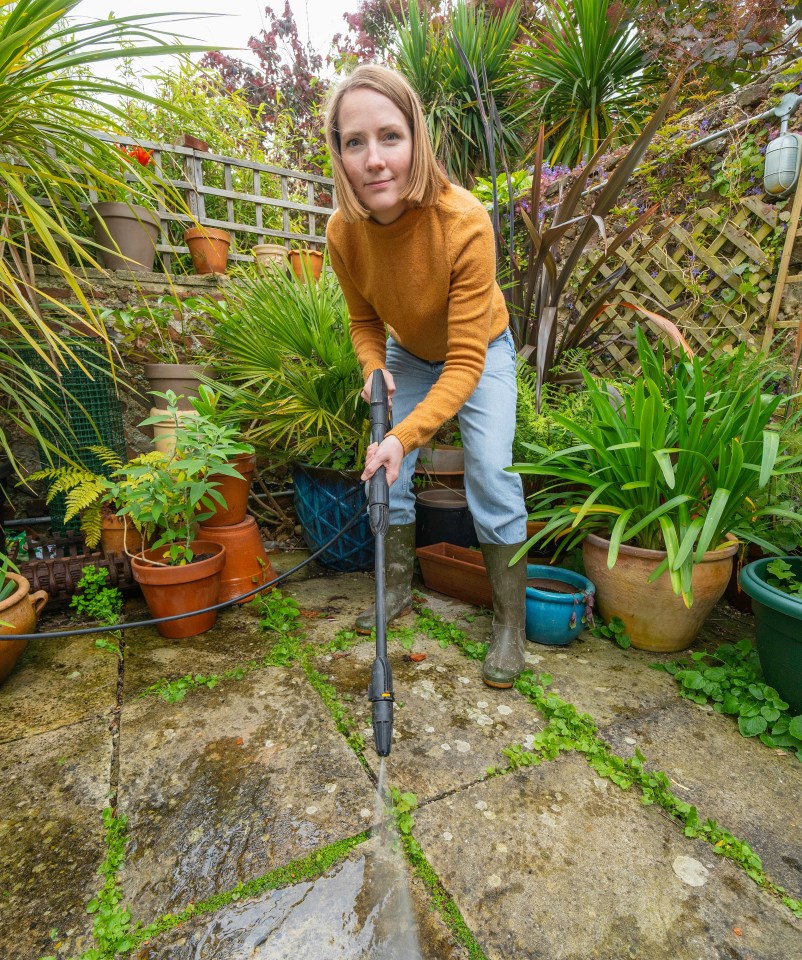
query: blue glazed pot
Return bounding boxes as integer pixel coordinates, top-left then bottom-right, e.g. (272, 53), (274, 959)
(525, 565), (595, 646)
(292, 464), (374, 572)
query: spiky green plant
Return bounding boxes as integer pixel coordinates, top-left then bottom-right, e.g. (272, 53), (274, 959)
(394, 0), (531, 185)
(517, 0), (654, 166)
(513, 328), (802, 606)
(206, 262), (367, 470)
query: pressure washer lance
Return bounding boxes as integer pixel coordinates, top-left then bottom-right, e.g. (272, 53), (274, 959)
(367, 371), (394, 757)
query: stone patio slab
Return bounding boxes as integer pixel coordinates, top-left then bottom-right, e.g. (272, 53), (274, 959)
(0, 717), (111, 959)
(601, 699), (802, 900)
(413, 752), (802, 960)
(133, 836), (466, 960)
(312, 638), (544, 799)
(0, 632), (118, 743)
(118, 666), (374, 924)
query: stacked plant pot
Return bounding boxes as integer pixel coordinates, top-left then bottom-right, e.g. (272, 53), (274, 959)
(197, 452), (276, 603)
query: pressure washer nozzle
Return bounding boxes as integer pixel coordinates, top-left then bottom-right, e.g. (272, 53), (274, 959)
(369, 655), (394, 757)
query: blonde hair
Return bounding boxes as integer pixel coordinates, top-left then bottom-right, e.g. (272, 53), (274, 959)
(325, 64), (449, 222)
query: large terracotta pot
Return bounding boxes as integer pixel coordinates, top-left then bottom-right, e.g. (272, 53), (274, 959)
(184, 227), (230, 274)
(89, 201), (159, 272)
(202, 452), (256, 527)
(143, 363), (212, 411)
(100, 515), (144, 557)
(582, 533), (739, 652)
(131, 541), (225, 639)
(0, 574), (48, 683)
(198, 516), (276, 604)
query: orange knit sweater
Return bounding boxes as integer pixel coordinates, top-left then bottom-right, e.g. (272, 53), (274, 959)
(326, 183), (509, 454)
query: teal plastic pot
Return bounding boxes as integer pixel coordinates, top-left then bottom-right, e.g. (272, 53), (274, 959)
(525, 565), (595, 646)
(739, 557), (802, 713)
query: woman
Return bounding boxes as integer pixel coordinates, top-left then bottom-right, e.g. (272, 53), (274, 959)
(324, 64), (528, 689)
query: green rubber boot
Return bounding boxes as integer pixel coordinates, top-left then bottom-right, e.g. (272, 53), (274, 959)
(355, 521), (416, 635)
(480, 542), (527, 689)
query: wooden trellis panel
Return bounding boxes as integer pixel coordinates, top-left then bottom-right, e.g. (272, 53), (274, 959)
(573, 194), (799, 373)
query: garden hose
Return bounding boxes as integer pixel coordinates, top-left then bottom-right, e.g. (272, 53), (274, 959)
(366, 372), (394, 758)
(0, 493), (368, 642)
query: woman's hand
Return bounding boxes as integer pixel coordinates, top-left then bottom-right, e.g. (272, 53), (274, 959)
(362, 435), (404, 487)
(362, 368), (396, 408)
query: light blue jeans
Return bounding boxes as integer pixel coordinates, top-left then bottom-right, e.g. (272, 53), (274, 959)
(386, 329), (527, 545)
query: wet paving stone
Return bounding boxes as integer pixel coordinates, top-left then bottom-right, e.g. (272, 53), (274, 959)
(0, 717), (111, 959)
(312, 638), (544, 800)
(601, 699), (802, 900)
(134, 836), (466, 960)
(413, 752), (802, 960)
(0, 632), (117, 742)
(118, 666), (374, 925)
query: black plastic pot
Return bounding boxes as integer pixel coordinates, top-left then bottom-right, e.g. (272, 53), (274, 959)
(415, 488), (478, 549)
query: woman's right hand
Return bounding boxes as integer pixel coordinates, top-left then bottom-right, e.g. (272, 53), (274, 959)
(362, 368), (396, 408)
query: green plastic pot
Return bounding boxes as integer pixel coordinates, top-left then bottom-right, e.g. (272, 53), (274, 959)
(739, 557), (802, 713)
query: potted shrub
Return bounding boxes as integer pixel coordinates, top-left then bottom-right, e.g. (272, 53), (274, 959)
(739, 557), (802, 713)
(0, 554), (48, 684)
(205, 262), (375, 571)
(514, 328), (802, 652)
(108, 391), (252, 638)
(102, 294), (216, 410)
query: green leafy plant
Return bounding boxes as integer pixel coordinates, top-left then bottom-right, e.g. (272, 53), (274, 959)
(102, 295), (216, 367)
(514, 327), (802, 605)
(591, 615), (631, 649)
(516, 0), (655, 166)
(389, 787), (418, 837)
(251, 589), (301, 635)
(0, 553), (19, 603)
(765, 558), (802, 598)
(108, 390), (253, 564)
(70, 565), (123, 656)
(653, 639), (802, 761)
(207, 262), (367, 470)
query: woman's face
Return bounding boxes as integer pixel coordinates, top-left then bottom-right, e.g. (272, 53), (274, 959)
(337, 87), (413, 225)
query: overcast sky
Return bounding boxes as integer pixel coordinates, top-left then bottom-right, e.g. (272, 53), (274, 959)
(73, 0), (357, 73)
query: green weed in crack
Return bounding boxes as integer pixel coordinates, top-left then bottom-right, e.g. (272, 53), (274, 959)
(70, 566), (123, 657)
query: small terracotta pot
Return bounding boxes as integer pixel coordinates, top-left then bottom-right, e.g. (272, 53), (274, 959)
(149, 406), (200, 455)
(0, 574), (48, 684)
(198, 515), (276, 604)
(100, 515), (144, 557)
(184, 227), (231, 274)
(582, 533), (739, 652)
(288, 249), (324, 283)
(202, 452), (256, 527)
(131, 541), (225, 639)
(253, 243), (288, 271)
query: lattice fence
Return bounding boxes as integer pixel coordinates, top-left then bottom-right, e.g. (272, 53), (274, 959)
(574, 193), (799, 373)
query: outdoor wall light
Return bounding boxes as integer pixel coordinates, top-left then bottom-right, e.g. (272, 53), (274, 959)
(764, 92), (802, 199)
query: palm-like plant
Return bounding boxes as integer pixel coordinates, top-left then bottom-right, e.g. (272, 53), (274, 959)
(514, 328), (802, 606)
(517, 0), (655, 167)
(206, 263), (368, 470)
(0, 0), (213, 474)
(394, 0), (531, 185)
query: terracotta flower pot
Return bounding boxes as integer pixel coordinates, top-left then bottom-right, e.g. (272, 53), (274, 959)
(253, 243), (288, 271)
(100, 515), (143, 557)
(184, 227), (231, 274)
(131, 540), (225, 639)
(0, 574), (48, 684)
(415, 542), (492, 607)
(582, 533), (739, 652)
(89, 201), (159, 272)
(288, 249), (324, 283)
(143, 363), (213, 411)
(202, 452), (256, 527)
(198, 516), (276, 604)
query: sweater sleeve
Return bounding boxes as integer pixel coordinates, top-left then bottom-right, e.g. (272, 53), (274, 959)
(326, 226), (387, 380)
(388, 206), (496, 454)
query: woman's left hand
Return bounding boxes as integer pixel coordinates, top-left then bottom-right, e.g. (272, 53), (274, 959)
(361, 436), (404, 487)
